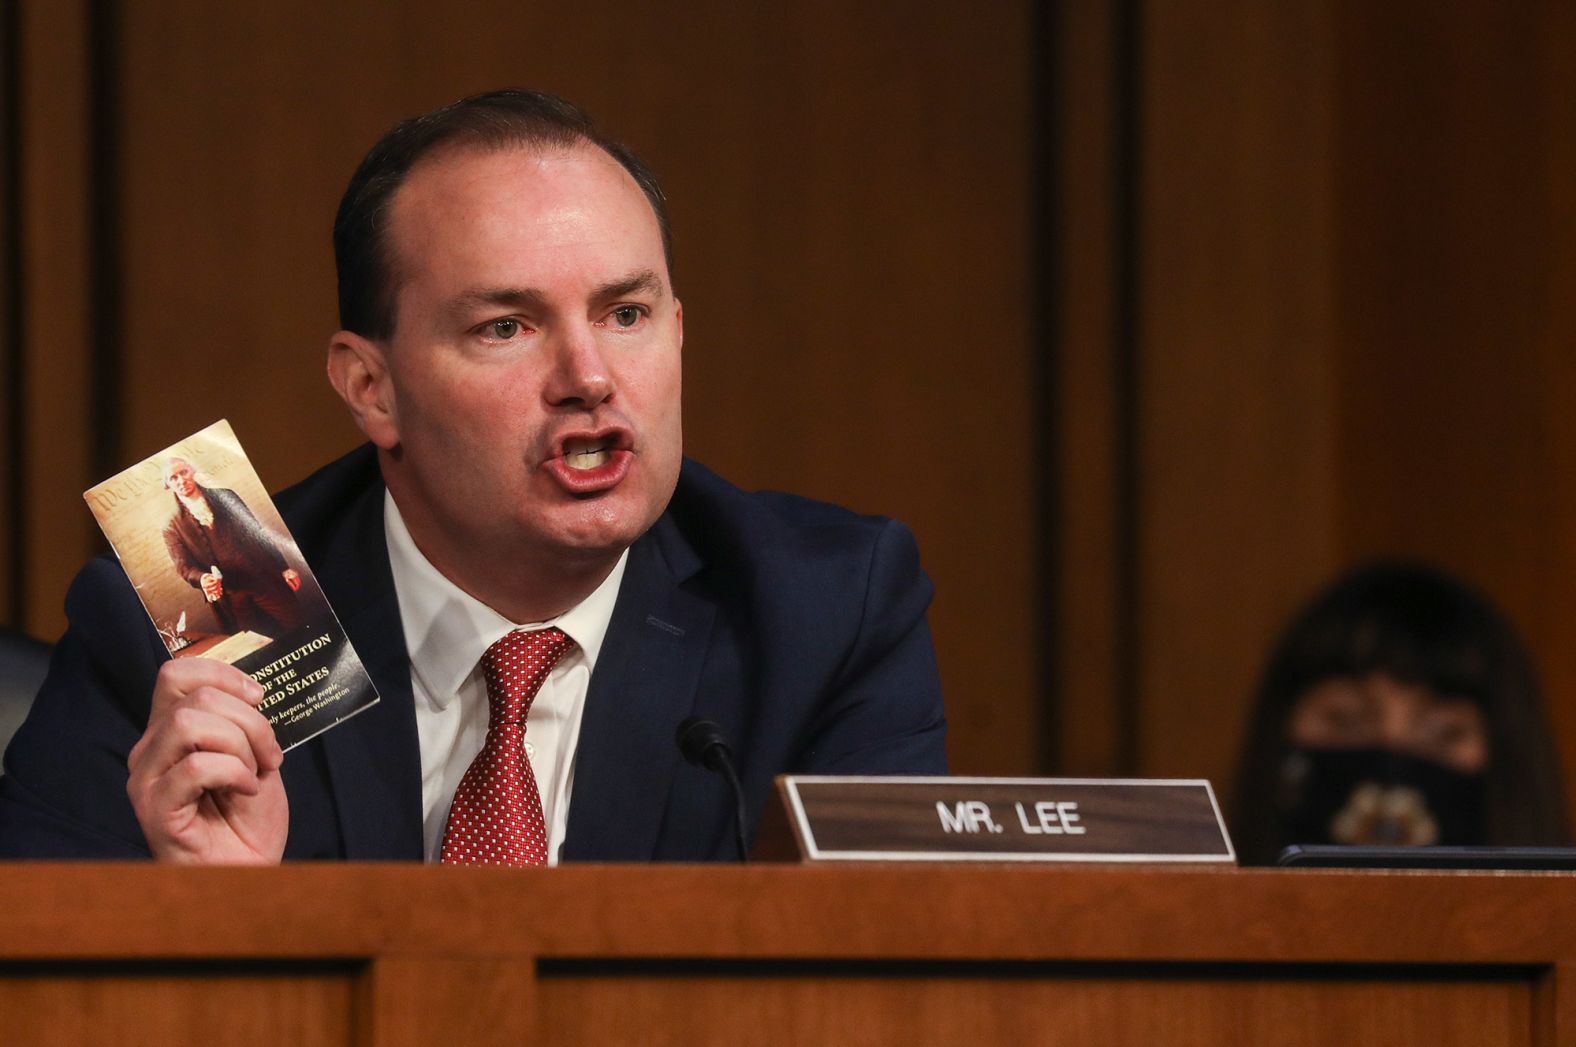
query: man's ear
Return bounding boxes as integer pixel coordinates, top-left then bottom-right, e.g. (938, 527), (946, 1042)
(327, 331), (399, 450)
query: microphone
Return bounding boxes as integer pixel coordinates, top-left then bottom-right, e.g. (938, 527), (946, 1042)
(676, 716), (749, 862)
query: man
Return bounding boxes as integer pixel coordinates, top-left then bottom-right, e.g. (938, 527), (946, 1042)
(161, 457), (306, 639)
(0, 89), (946, 864)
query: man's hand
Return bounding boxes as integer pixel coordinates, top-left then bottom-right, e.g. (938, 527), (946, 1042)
(126, 658), (288, 864)
(282, 568), (301, 592)
(200, 572), (224, 601)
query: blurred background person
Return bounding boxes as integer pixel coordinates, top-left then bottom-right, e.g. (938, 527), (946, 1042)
(1232, 561), (1570, 865)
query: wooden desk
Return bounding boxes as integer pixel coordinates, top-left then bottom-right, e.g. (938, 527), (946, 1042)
(0, 864), (1569, 1045)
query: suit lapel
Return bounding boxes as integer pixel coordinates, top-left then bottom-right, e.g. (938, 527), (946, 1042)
(309, 481), (425, 859)
(563, 514), (714, 860)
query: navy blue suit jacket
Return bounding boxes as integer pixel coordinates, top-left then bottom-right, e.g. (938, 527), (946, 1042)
(0, 445), (947, 860)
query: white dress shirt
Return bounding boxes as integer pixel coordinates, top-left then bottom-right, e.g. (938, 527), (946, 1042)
(382, 491), (627, 864)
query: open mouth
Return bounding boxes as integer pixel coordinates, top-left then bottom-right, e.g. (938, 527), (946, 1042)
(543, 431), (633, 494)
(563, 438), (613, 471)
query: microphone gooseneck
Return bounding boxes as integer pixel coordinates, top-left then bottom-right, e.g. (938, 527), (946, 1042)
(676, 716), (749, 862)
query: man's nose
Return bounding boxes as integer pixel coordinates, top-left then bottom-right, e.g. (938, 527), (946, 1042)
(545, 326), (614, 408)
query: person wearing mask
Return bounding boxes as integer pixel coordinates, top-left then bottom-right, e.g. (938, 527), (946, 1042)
(1231, 561), (1569, 864)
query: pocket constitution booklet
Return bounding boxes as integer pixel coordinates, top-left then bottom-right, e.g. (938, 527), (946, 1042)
(84, 419), (379, 750)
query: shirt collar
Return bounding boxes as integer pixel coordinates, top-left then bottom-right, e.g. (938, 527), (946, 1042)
(383, 490), (628, 710)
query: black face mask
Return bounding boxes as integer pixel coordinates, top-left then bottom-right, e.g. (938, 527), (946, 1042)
(1277, 747), (1486, 848)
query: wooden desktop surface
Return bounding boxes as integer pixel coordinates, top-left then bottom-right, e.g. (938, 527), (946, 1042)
(0, 863), (1569, 1046)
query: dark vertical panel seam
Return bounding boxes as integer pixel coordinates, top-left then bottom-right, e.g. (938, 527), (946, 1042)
(2, 0), (25, 627)
(1112, 0), (1143, 776)
(87, 0), (120, 494)
(1032, 2), (1061, 774)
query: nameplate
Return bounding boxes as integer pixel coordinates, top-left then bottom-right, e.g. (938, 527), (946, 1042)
(765, 776), (1235, 863)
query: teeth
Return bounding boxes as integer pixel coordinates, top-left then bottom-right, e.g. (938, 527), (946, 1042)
(564, 447), (611, 471)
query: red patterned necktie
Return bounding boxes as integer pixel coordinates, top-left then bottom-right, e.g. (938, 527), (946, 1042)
(440, 627), (577, 866)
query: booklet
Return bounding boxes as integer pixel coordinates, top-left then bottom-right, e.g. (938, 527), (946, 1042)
(83, 420), (379, 750)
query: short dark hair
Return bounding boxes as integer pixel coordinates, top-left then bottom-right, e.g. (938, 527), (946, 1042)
(1231, 561), (1571, 863)
(333, 88), (672, 340)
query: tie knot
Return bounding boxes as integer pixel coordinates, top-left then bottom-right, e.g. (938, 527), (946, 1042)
(480, 627), (577, 725)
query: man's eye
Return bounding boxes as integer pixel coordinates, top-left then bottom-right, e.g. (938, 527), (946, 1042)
(489, 319), (521, 339)
(611, 306), (642, 328)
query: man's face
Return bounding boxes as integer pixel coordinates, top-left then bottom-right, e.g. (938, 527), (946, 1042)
(372, 143), (683, 574)
(166, 460), (199, 498)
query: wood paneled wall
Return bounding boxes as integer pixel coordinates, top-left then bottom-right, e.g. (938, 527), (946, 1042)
(6, 1), (100, 642)
(1, 2), (1035, 775)
(1051, 1), (1576, 822)
(1331, 0), (1576, 818)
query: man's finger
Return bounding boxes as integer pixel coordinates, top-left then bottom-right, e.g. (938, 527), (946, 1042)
(186, 686), (284, 772)
(147, 751), (266, 819)
(129, 705), (261, 785)
(150, 657), (265, 716)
